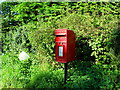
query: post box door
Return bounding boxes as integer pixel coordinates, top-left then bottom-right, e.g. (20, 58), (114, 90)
(55, 42), (67, 63)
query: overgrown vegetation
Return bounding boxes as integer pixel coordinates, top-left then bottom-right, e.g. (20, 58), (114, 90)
(0, 2), (120, 89)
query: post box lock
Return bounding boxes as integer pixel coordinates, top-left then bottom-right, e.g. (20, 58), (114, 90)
(55, 29), (76, 63)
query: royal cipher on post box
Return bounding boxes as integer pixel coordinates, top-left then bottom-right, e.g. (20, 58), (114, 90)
(55, 29), (76, 63)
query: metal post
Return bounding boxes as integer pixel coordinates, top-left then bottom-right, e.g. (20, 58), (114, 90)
(64, 63), (68, 85)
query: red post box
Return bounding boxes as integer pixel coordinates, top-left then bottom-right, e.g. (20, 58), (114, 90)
(55, 29), (76, 63)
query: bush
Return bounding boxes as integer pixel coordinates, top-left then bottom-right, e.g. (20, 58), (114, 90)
(0, 53), (25, 88)
(66, 61), (118, 89)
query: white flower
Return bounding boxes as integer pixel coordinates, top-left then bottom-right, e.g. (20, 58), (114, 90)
(18, 51), (29, 61)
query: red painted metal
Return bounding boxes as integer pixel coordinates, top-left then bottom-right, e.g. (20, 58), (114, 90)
(55, 29), (76, 63)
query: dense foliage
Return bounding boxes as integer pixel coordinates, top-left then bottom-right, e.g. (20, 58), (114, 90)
(0, 2), (120, 89)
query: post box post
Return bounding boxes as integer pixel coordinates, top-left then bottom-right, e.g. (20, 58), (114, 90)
(64, 63), (68, 85)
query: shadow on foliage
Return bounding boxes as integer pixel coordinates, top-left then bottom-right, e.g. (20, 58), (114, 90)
(68, 60), (103, 89)
(66, 36), (101, 88)
(109, 20), (120, 88)
(110, 21), (120, 55)
(75, 36), (95, 62)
